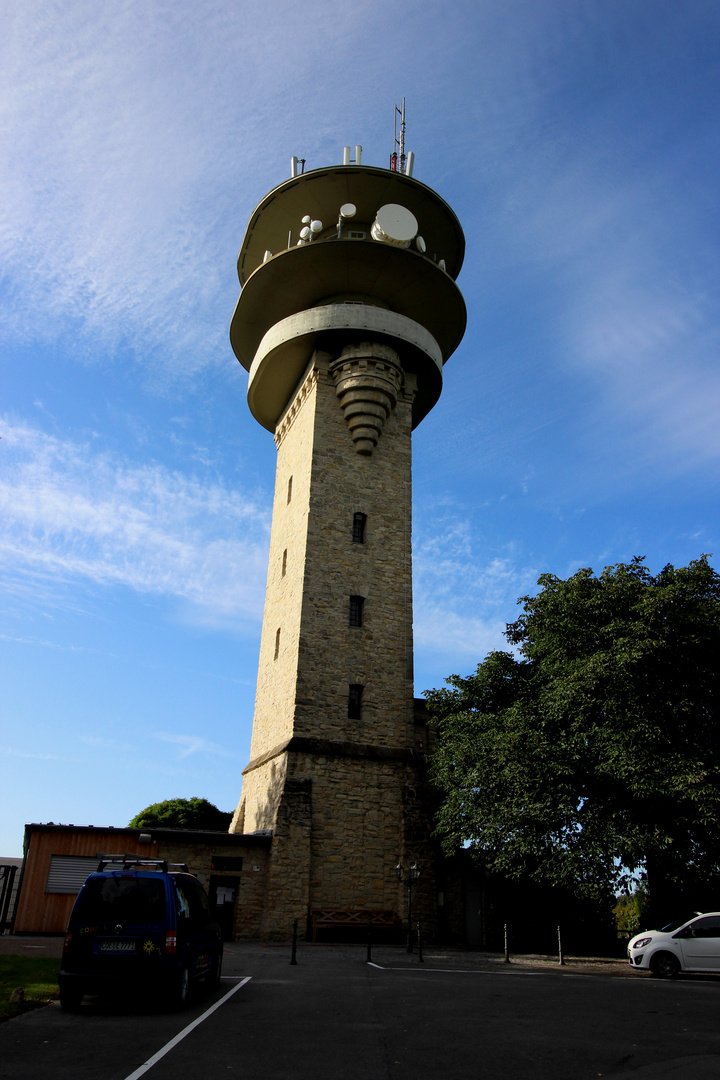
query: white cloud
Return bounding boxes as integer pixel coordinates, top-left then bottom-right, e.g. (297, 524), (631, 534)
(0, 632), (79, 650)
(0, 0), (393, 377)
(414, 608), (509, 668)
(413, 507), (538, 678)
(0, 747), (58, 761)
(569, 281), (720, 471)
(0, 418), (270, 627)
(491, 129), (720, 474)
(80, 736), (133, 751)
(152, 732), (240, 760)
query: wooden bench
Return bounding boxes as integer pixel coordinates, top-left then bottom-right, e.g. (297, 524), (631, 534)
(311, 909), (399, 942)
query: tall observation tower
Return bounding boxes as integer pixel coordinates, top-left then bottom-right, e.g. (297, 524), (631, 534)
(229, 125), (466, 940)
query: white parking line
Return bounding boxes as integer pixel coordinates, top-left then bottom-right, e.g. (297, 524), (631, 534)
(367, 963), (542, 975)
(122, 977), (252, 1080)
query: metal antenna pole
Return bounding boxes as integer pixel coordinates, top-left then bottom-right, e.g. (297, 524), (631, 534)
(399, 97), (406, 174)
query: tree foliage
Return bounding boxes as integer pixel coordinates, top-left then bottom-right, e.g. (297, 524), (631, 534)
(128, 797), (233, 831)
(427, 557), (720, 914)
(613, 887), (647, 939)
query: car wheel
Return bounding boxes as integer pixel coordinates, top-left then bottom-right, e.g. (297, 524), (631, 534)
(650, 952), (680, 979)
(59, 985), (84, 1012)
(170, 965), (190, 1010)
(207, 949), (223, 990)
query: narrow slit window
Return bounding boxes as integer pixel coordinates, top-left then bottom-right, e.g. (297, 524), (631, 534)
(282, 549), (287, 577)
(287, 476), (293, 504)
(349, 595), (364, 627)
(274, 627), (281, 660)
(348, 684), (363, 720)
(352, 512), (367, 544)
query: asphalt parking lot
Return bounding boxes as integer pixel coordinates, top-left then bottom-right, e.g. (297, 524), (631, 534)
(3, 942), (720, 1079)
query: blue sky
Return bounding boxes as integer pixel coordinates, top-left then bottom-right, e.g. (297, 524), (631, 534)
(2, 0), (719, 855)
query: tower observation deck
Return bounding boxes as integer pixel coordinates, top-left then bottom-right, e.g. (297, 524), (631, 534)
(229, 146), (466, 941)
(230, 161), (466, 435)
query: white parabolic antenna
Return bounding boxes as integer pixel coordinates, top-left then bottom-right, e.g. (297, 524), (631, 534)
(371, 203), (418, 246)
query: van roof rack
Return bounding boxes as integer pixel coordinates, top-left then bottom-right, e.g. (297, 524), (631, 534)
(95, 853), (189, 873)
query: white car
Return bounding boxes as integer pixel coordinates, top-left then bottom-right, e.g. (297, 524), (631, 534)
(628, 912), (720, 977)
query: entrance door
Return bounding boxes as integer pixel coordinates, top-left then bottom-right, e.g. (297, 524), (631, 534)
(464, 877), (483, 946)
(209, 876), (240, 941)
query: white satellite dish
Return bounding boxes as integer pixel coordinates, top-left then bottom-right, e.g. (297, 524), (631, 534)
(371, 204), (418, 247)
(340, 203), (357, 220)
(310, 220), (323, 234)
(300, 226), (311, 241)
(416, 235), (426, 253)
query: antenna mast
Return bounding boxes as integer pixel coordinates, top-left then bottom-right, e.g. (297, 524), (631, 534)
(390, 97), (406, 173)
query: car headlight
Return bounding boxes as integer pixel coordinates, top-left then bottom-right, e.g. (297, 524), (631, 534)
(632, 936), (652, 950)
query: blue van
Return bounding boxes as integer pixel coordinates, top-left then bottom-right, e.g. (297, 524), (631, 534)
(58, 855), (223, 1011)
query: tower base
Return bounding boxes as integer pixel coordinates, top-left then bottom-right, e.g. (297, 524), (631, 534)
(230, 726), (439, 941)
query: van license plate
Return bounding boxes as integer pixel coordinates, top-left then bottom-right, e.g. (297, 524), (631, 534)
(100, 941), (135, 952)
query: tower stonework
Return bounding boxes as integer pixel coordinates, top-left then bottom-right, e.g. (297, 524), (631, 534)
(229, 152), (465, 940)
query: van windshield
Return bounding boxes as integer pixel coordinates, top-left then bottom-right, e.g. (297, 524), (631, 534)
(71, 876), (166, 927)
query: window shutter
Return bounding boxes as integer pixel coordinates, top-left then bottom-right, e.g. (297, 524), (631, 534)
(45, 855), (100, 894)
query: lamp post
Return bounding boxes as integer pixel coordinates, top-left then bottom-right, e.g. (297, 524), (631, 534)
(396, 862), (420, 953)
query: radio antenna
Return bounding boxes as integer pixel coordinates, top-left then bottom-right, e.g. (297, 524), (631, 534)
(390, 97), (406, 173)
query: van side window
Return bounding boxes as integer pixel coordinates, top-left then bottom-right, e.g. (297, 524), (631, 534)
(175, 881), (192, 921)
(195, 882), (212, 919)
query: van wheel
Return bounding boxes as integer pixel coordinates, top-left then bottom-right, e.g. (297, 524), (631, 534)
(171, 966), (190, 1009)
(59, 986), (83, 1012)
(650, 952), (680, 979)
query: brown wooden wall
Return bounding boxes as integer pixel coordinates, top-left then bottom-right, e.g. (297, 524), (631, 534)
(14, 830), (158, 934)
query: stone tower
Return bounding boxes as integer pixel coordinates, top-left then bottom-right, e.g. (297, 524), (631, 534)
(229, 147), (465, 939)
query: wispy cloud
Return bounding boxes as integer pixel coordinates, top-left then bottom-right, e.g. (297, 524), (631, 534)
(152, 732), (239, 760)
(414, 608), (509, 671)
(493, 131), (720, 475)
(0, 0), (391, 379)
(0, 419), (270, 627)
(569, 281), (720, 471)
(413, 504), (538, 677)
(80, 736), (133, 752)
(1, 747), (59, 761)
(0, 632), (82, 650)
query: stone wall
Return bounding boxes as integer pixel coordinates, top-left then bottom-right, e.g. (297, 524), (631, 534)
(240, 742), (440, 940)
(232, 342), (442, 939)
(234, 345), (417, 825)
(157, 834), (271, 941)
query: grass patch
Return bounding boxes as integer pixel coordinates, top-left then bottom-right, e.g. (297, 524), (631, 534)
(0, 957), (60, 1022)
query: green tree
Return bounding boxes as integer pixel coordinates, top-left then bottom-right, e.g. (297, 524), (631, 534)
(427, 557), (720, 921)
(129, 797), (233, 831)
(614, 887), (647, 939)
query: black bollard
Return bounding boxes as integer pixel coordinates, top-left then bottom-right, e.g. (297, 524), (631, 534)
(367, 916), (372, 963)
(290, 918), (298, 965)
(417, 921), (424, 963)
(557, 924), (564, 966)
(504, 922), (510, 963)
